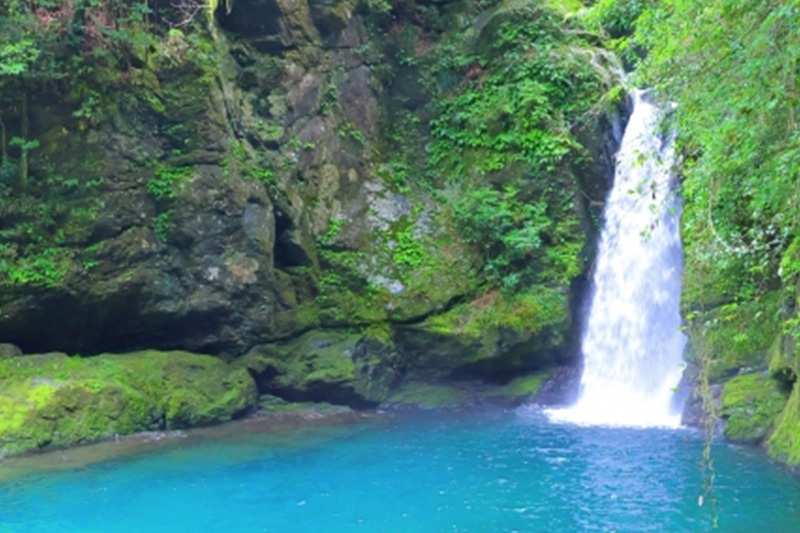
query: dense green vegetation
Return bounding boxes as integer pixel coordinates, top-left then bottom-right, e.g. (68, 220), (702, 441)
(601, 0), (800, 349)
(2, 0), (800, 471)
(375, 0), (617, 293)
(0, 0), (217, 288)
(588, 0), (800, 464)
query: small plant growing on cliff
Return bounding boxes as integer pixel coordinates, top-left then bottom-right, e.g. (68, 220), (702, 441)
(321, 218), (344, 246)
(147, 165), (191, 241)
(154, 210), (174, 242)
(147, 165), (192, 200)
(392, 225), (426, 269)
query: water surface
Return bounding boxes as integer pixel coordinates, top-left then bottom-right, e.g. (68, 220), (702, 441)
(1, 407), (798, 532)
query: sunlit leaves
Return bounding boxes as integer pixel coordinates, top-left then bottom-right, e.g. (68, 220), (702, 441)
(630, 0), (800, 303)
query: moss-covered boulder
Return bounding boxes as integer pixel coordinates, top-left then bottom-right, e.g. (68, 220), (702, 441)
(397, 287), (570, 378)
(720, 372), (789, 444)
(238, 330), (399, 407)
(768, 334), (799, 383)
(485, 372), (550, 403)
(686, 292), (782, 381)
(386, 381), (470, 408)
(384, 370), (550, 408)
(768, 382), (800, 465)
(0, 350), (257, 458)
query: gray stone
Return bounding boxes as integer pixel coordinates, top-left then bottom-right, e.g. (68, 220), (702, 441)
(0, 343), (22, 357)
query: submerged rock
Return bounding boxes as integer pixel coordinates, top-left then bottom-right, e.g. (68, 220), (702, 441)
(0, 350), (257, 459)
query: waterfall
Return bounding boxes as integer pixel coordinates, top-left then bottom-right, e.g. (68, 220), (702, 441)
(549, 90), (686, 428)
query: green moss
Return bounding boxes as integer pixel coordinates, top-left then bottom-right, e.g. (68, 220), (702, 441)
(768, 334), (798, 382)
(768, 382), (800, 465)
(387, 381), (468, 408)
(304, 351), (357, 385)
(0, 351), (258, 458)
(488, 372), (549, 401)
(721, 372), (789, 444)
(238, 330), (399, 406)
(426, 285), (569, 340)
(688, 292), (782, 381)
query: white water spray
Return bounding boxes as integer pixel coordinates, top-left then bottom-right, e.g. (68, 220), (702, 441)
(549, 90), (686, 428)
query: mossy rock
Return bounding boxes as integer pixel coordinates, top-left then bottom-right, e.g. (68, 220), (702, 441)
(768, 382), (800, 466)
(687, 292), (782, 381)
(768, 334), (798, 383)
(0, 350), (257, 458)
(484, 371), (549, 403)
(397, 286), (569, 377)
(385, 381), (469, 408)
(721, 372), (789, 444)
(237, 330), (399, 408)
(256, 394), (351, 416)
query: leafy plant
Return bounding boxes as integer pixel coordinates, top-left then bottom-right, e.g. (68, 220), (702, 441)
(393, 225), (426, 268)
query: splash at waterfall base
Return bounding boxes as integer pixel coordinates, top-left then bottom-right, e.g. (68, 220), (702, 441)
(548, 91), (687, 429)
(543, 88), (800, 466)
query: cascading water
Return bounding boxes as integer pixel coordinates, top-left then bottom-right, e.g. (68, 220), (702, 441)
(549, 90), (686, 428)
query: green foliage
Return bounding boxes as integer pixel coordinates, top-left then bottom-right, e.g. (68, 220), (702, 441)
(634, 0), (800, 303)
(0, 170), (106, 287)
(768, 381), (800, 465)
(584, 0), (655, 38)
(392, 225), (426, 268)
(367, 1), (610, 296)
(146, 165), (191, 241)
(0, 0), (217, 138)
(0, 159), (16, 191)
(9, 136), (38, 154)
(337, 121), (367, 145)
(687, 293), (783, 381)
(454, 185), (580, 290)
(0, 38), (40, 76)
(154, 210), (174, 242)
(0, 244), (72, 287)
(427, 285), (569, 338)
(147, 165), (192, 200)
(423, 6), (608, 180)
(321, 218), (344, 245)
(377, 160), (411, 193)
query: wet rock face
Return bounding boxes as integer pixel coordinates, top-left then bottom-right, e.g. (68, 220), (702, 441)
(218, 0), (296, 50)
(0, 0), (616, 397)
(0, 158), (281, 355)
(238, 330), (400, 408)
